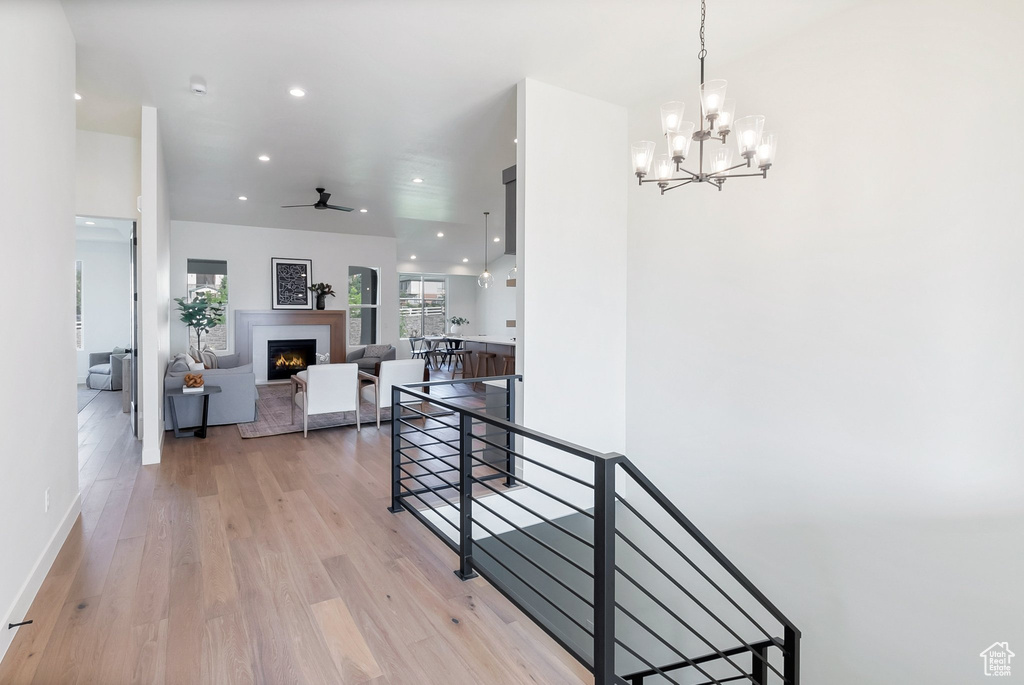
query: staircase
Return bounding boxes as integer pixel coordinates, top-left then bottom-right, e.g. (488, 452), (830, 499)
(389, 375), (800, 685)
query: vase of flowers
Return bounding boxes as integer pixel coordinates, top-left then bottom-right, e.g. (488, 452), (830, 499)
(448, 316), (469, 335)
(309, 282), (336, 310)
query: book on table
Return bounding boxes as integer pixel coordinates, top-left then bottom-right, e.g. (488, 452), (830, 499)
(182, 385), (205, 393)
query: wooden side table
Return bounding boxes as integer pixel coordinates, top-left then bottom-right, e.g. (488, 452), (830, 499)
(166, 385), (221, 438)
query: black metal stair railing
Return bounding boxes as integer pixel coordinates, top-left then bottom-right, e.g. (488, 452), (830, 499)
(389, 375), (800, 685)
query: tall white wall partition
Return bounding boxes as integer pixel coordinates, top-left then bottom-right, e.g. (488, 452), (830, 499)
(139, 106), (171, 464)
(518, 78), (628, 455)
(625, 2), (1024, 682)
(0, 0), (80, 663)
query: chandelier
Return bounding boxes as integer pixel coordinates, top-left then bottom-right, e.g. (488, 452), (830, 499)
(631, 0), (776, 193)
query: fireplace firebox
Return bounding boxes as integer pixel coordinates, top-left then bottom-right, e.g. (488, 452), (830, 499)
(267, 339), (317, 381)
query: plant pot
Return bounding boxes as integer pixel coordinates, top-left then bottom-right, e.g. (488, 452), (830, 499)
(450, 324), (461, 335)
(315, 294), (327, 310)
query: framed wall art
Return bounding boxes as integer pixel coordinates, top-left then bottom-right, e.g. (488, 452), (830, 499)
(271, 257), (313, 310)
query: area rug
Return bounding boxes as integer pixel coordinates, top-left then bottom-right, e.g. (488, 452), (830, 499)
(77, 385), (101, 413)
(237, 383), (393, 438)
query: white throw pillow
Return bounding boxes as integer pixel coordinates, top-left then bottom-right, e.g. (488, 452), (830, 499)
(200, 347), (219, 369)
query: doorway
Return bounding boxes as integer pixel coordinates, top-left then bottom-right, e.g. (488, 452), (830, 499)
(75, 216), (137, 436)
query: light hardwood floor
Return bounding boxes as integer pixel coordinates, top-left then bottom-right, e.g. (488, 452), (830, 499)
(0, 387), (590, 684)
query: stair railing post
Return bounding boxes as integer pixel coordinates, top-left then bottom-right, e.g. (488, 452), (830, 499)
(785, 625), (801, 685)
(751, 643), (768, 685)
(455, 411), (478, 580)
(388, 385), (403, 513)
(504, 375), (517, 487)
(594, 453), (620, 684)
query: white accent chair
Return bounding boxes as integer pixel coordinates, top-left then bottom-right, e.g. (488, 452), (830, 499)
(360, 359), (425, 429)
(292, 363), (361, 438)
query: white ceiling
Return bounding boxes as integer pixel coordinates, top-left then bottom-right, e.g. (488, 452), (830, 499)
(63, 0), (858, 269)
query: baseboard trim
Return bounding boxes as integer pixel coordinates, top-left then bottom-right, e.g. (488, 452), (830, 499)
(0, 491), (82, 663)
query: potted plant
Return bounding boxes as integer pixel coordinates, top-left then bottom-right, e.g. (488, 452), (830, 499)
(308, 282), (336, 310)
(174, 293), (225, 351)
(448, 316), (469, 335)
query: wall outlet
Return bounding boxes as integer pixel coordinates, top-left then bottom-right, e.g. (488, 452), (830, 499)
(44, 488), (50, 513)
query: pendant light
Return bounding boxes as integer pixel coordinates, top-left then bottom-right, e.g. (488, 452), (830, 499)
(477, 211), (493, 288)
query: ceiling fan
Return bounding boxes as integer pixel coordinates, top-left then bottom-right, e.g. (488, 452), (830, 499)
(281, 187), (353, 212)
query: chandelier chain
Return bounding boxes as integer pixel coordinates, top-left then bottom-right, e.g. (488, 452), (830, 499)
(698, 0), (707, 60)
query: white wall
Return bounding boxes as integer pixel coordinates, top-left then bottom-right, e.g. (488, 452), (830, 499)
(0, 0), (80, 662)
(75, 238), (131, 381)
(76, 129), (140, 220)
(169, 221), (399, 357)
(139, 106), (171, 465)
(475, 253), (517, 337)
(519, 78), (628, 455)
(625, 1), (1024, 682)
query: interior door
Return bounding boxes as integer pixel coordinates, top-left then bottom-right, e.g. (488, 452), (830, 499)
(130, 221), (139, 437)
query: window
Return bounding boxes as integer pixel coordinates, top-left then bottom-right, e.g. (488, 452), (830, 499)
(349, 266), (379, 345)
(75, 260), (83, 350)
(186, 259), (228, 350)
(399, 274), (447, 338)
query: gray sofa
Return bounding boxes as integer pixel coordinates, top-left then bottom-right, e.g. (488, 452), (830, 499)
(163, 352), (257, 430)
(346, 344), (397, 374)
(86, 350), (129, 390)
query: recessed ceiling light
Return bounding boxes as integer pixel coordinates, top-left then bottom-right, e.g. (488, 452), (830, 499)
(84, 221), (95, 225)
(493, 236), (501, 242)
(412, 178), (424, 183)
(359, 208), (368, 213)
(436, 232), (444, 237)
(410, 255), (417, 260)
(513, 138), (518, 143)
(238, 196), (247, 201)
(258, 154), (270, 162)
(289, 87), (306, 97)
(74, 92), (82, 101)
(462, 258), (469, 263)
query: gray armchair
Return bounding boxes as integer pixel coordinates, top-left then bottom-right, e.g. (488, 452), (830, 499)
(86, 350), (129, 390)
(346, 344), (397, 374)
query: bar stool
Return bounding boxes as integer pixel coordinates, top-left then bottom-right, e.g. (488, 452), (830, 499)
(474, 352), (497, 388)
(501, 356), (515, 375)
(450, 349), (471, 379)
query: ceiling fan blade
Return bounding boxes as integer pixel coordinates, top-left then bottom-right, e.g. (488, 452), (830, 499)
(280, 204), (317, 208)
(324, 204), (354, 212)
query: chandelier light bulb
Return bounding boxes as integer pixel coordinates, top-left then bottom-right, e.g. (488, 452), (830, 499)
(710, 147), (734, 175)
(660, 101), (686, 134)
(734, 115), (765, 158)
(669, 122), (696, 161)
(757, 133), (777, 169)
(718, 99), (736, 133)
(655, 154), (673, 181)
(631, 141), (656, 177)
(700, 79), (728, 120)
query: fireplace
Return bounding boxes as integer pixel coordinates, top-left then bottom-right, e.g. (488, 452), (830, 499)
(267, 339), (317, 381)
